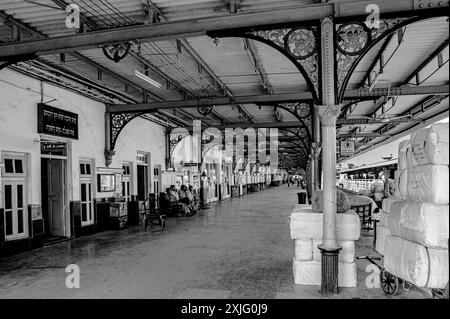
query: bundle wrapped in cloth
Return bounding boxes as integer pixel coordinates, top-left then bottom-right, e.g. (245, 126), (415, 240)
(290, 209), (361, 241)
(293, 239), (356, 263)
(387, 201), (449, 248)
(406, 164), (449, 204)
(290, 207), (360, 288)
(382, 197), (397, 213)
(410, 123), (449, 167)
(311, 190), (351, 214)
(293, 259), (357, 287)
(394, 169), (408, 199)
(375, 226), (391, 255)
(384, 236), (449, 289)
(398, 140), (410, 170)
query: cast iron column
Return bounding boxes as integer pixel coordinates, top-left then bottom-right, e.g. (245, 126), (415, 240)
(317, 16), (341, 296)
(104, 111), (115, 167)
(312, 110), (321, 191)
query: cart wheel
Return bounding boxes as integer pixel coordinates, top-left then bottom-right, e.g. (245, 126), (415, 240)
(380, 270), (399, 295)
(431, 289), (445, 299)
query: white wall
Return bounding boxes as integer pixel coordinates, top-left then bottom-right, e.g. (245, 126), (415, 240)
(0, 68), (166, 207)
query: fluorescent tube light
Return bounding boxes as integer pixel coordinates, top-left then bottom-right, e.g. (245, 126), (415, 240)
(134, 70), (162, 89)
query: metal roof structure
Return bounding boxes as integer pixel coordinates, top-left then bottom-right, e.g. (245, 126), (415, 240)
(0, 0), (448, 169)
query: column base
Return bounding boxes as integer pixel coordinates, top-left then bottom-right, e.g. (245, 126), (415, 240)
(318, 245), (342, 296)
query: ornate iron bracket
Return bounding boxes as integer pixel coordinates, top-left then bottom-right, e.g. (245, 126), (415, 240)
(110, 112), (145, 151)
(335, 10), (447, 102)
(102, 42), (132, 63)
(208, 23), (320, 103)
(197, 105), (214, 117)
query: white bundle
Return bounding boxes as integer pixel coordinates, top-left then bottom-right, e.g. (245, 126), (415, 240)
(312, 239), (355, 263)
(294, 239), (313, 261)
(406, 142), (418, 168)
(293, 258), (357, 287)
(379, 210), (390, 228)
(375, 226), (391, 255)
(290, 210), (361, 241)
(398, 140), (410, 170)
(410, 123), (449, 166)
(388, 200), (409, 235)
(388, 201), (449, 248)
(394, 169), (407, 199)
(382, 197), (397, 213)
(293, 204), (312, 212)
(406, 164), (449, 204)
(384, 236), (449, 289)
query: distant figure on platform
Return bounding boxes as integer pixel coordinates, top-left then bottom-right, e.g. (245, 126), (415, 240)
(383, 170), (396, 198)
(177, 185), (194, 216)
(301, 180), (306, 189)
(187, 185), (198, 213)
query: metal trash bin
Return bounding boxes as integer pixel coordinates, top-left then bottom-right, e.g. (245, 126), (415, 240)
(297, 192), (307, 204)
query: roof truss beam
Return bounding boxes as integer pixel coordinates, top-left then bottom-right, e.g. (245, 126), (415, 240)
(107, 84), (449, 113)
(0, 1), (446, 60)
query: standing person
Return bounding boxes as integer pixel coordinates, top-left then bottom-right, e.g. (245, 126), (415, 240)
(287, 177), (291, 187)
(383, 170), (396, 198)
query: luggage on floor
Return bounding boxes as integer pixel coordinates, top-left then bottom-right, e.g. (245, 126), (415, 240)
(290, 209), (360, 241)
(398, 140), (410, 170)
(394, 169), (407, 200)
(294, 239), (313, 261)
(293, 258), (357, 287)
(384, 236), (449, 289)
(410, 123), (449, 167)
(387, 201), (449, 248)
(375, 226), (391, 255)
(406, 164), (449, 204)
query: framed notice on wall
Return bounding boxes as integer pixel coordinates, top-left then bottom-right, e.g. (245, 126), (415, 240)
(37, 103), (79, 139)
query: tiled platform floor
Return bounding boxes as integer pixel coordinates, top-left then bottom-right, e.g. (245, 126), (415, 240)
(0, 185), (432, 299)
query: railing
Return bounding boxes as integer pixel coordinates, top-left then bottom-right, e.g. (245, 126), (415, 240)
(337, 179), (383, 193)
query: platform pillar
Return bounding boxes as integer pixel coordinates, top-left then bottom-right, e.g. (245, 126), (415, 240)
(317, 16), (341, 296)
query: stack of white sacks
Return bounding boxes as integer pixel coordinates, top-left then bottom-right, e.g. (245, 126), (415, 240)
(290, 203), (361, 287)
(376, 123), (449, 289)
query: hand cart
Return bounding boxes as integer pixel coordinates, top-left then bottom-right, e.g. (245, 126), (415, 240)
(358, 235), (449, 298)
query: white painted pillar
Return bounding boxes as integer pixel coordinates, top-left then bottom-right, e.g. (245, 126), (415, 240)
(315, 105), (341, 250)
(317, 16), (342, 295)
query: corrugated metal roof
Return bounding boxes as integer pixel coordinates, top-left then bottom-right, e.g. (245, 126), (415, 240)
(0, 0), (447, 160)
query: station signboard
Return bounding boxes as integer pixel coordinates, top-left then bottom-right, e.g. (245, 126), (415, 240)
(37, 103), (79, 139)
(340, 140), (355, 157)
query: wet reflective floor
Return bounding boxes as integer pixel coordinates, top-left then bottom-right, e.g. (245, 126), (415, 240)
(0, 185), (430, 299)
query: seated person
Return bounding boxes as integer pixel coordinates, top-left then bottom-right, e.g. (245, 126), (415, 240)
(187, 185), (198, 212)
(178, 185), (191, 206)
(170, 185), (192, 217)
(169, 185), (179, 202)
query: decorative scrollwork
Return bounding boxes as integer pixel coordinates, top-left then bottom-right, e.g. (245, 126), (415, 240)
(285, 27), (318, 60)
(111, 112), (142, 150)
(169, 130), (191, 164)
(247, 26), (320, 100)
(278, 102), (312, 119)
(336, 22), (370, 56)
(335, 16), (415, 99)
(197, 105), (213, 116)
(251, 29), (289, 48)
(102, 42), (132, 63)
